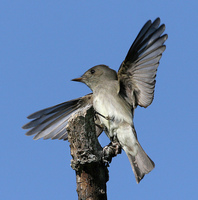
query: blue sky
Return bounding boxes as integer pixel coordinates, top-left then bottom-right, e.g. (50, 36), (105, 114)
(1, 1), (198, 199)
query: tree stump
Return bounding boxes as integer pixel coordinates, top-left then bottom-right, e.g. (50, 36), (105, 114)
(67, 107), (108, 200)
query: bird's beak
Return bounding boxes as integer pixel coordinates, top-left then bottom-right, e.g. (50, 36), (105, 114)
(71, 77), (83, 82)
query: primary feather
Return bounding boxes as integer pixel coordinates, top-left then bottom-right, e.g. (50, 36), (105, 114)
(118, 18), (168, 108)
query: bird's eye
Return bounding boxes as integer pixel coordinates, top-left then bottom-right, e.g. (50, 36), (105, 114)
(90, 69), (95, 74)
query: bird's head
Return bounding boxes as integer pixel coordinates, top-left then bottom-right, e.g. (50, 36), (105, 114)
(72, 65), (117, 91)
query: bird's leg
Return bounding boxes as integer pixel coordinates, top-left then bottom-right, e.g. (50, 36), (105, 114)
(95, 111), (114, 121)
(94, 112), (105, 128)
(95, 111), (113, 133)
(95, 111), (108, 120)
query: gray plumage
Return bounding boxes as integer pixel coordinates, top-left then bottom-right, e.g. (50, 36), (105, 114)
(22, 94), (102, 140)
(22, 18), (167, 183)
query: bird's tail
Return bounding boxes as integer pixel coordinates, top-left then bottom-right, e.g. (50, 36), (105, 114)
(125, 141), (155, 183)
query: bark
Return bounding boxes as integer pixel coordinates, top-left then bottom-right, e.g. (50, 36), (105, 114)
(67, 107), (121, 200)
(67, 107), (108, 200)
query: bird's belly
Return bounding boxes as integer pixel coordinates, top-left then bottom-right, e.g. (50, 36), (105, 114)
(93, 93), (132, 138)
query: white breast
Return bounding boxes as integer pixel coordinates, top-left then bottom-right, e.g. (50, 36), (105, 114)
(93, 89), (132, 137)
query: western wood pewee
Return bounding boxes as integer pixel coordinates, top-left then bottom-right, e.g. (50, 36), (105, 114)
(22, 18), (168, 183)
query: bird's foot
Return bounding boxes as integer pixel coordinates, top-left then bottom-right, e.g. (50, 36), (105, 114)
(102, 141), (122, 164)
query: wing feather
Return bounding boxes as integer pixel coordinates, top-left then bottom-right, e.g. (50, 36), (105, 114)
(22, 94), (96, 140)
(118, 18), (168, 108)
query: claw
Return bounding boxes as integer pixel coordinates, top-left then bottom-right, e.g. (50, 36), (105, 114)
(102, 142), (122, 164)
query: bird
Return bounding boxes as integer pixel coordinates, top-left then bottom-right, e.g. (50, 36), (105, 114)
(22, 18), (168, 183)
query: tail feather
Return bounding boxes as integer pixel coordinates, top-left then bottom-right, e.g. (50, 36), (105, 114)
(126, 141), (155, 183)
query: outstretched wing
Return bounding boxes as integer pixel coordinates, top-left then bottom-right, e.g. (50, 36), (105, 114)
(118, 18), (168, 108)
(22, 94), (102, 140)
